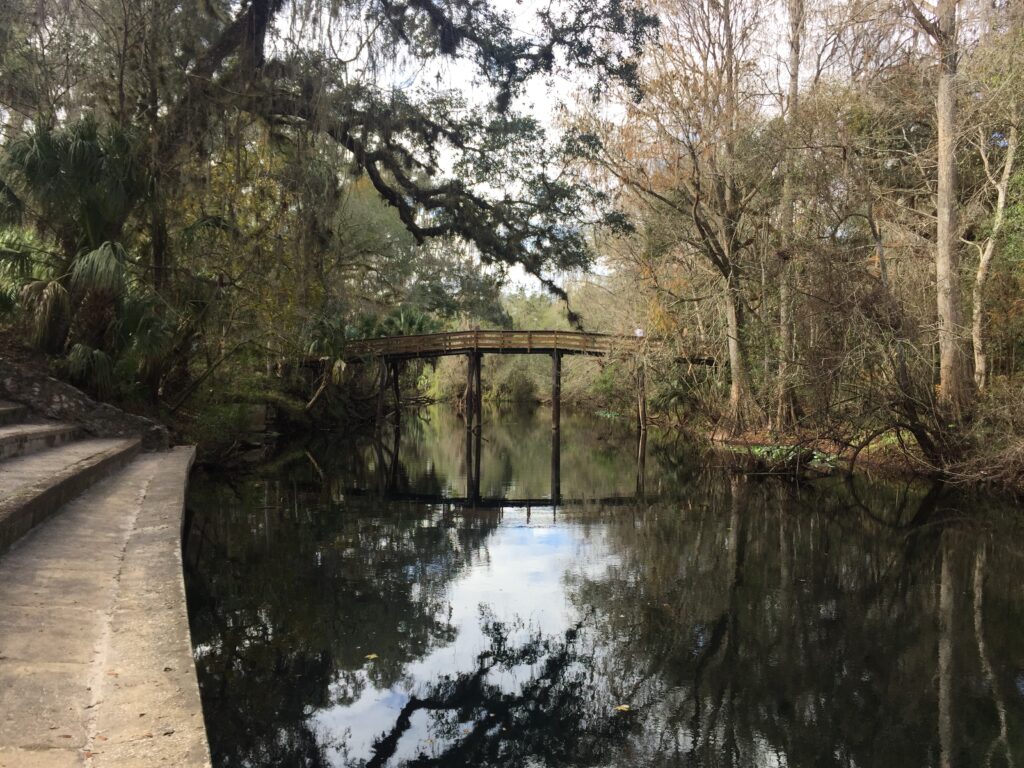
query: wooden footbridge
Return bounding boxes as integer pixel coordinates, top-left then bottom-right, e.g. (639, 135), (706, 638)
(340, 330), (622, 361)
(335, 330), (646, 431)
(312, 329), (711, 432)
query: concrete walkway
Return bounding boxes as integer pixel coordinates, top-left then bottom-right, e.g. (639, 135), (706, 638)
(0, 447), (211, 767)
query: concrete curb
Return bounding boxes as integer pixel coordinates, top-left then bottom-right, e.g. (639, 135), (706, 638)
(0, 423), (82, 460)
(0, 437), (141, 557)
(89, 445), (213, 767)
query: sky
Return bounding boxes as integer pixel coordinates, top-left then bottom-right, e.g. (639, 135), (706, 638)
(309, 509), (616, 765)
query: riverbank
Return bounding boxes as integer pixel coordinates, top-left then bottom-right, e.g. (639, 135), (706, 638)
(5, 331), (1019, 499)
(708, 425), (1024, 499)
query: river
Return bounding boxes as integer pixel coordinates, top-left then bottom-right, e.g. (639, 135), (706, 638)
(184, 405), (1024, 767)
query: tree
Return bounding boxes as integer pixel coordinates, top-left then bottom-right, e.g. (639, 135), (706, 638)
(580, 0), (776, 432)
(907, 0), (974, 419)
(2, 0), (655, 296)
(0, 0), (658, 409)
(776, 0), (806, 430)
(965, 3), (1023, 391)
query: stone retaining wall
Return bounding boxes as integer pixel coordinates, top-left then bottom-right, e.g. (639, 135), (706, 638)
(0, 358), (169, 449)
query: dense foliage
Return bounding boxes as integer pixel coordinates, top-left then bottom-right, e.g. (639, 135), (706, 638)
(561, 0), (1024, 483)
(0, 0), (653, 412)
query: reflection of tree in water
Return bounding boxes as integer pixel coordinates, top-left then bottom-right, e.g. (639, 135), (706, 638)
(302, 405), (656, 501)
(570, 476), (1024, 767)
(185, 475), (502, 768)
(187, 413), (1024, 768)
(364, 610), (635, 768)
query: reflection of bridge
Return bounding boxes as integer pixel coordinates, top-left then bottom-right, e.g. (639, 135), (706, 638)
(364, 421), (651, 510)
(342, 489), (646, 510)
(329, 331), (662, 504)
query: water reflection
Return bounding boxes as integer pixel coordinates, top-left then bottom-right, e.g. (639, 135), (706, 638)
(342, 406), (647, 507)
(185, 406), (1024, 767)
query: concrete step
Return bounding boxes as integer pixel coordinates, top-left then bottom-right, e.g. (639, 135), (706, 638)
(0, 401), (27, 428)
(0, 422), (80, 460)
(0, 446), (210, 767)
(0, 437), (141, 556)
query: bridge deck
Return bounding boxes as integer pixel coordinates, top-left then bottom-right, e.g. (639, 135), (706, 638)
(340, 330), (631, 361)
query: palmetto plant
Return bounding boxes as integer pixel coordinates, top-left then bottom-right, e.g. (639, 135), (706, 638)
(4, 118), (145, 262)
(354, 307), (441, 339)
(66, 343), (116, 399)
(0, 228), (36, 317)
(0, 117), (171, 397)
(18, 279), (70, 350)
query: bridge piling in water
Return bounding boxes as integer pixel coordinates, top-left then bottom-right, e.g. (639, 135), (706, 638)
(551, 427), (561, 504)
(375, 360), (387, 426)
(637, 360), (647, 432)
(464, 354), (474, 431)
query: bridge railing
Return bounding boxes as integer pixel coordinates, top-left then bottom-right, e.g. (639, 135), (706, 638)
(341, 329), (629, 359)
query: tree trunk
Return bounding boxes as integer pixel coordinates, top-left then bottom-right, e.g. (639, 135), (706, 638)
(725, 268), (755, 433)
(151, 199), (169, 292)
(776, 0), (804, 431)
(972, 122), (1017, 391)
(933, 0), (973, 418)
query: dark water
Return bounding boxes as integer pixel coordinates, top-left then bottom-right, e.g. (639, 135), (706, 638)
(184, 406), (1024, 768)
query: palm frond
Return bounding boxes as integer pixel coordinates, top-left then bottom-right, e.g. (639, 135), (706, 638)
(66, 343), (115, 398)
(0, 281), (18, 316)
(20, 278), (70, 350)
(180, 215), (241, 244)
(4, 118), (146, 252)
(114, 291), (177, 377)
(71, 241), (126, 295)
(0, 229), (39, 279)
(0, 179), (22, 226)
(331, 359), (347, 384)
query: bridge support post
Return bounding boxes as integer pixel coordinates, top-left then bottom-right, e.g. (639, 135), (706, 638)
(465, 354), (476, 431)
(388, 420), (401, 493)
(551, 351), (561, 431)
(636, 428), (647, 499)
(637, 359), (647, 432)
(375, 360), (387, 427)
(474, 352), (482, 429)
(465, 352), (483, 431)
(465, 422), (479, 507)
(472, 422), (481, 503)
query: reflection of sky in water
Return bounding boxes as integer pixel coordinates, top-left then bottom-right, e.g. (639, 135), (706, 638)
(189, 407), (1024, 768)
(310, 509), (613, 766)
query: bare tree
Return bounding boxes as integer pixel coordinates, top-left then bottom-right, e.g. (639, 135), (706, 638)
(907, 0), (974, 419)
(777, 0), (806, 430)
(966, 4), (1022, 391)
(584, 0), (772, 432)
(971, 120), (1018, 390)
